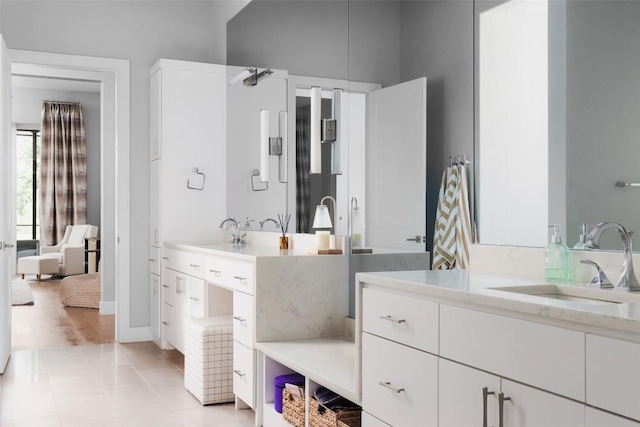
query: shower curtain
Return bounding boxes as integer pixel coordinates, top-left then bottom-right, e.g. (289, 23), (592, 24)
(39, 101), (87, 246)
(296, 117), (311, 232)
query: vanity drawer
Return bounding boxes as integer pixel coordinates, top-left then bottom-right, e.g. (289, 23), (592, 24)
(362, 412), (391, 427)
(440, 305), (585, 401)
(233, 291), (254, 348)
(233, 341), (255, 408)
(204, 255), (229, 288)
(163, 248), (204, 278)
(362, 287), (438, 353)
(587, 335), (640, 421)
(228, 260), (255, 295)
(362, 333), (438, 427)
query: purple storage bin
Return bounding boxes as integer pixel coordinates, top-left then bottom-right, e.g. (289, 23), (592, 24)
(274, 373), (304, 413)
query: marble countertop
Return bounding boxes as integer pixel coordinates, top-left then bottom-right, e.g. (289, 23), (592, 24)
(357, 270), (640, 335)
(163, 240), (322, 260)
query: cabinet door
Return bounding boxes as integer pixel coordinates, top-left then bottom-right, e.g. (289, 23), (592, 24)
(149, 159), (160, 246)
(150, 273), (161, 342)
(586, 407), (640, 427)
(439, 359), (500, 427)
(501, 379), (584, 427)
(150, 70), (161, 160)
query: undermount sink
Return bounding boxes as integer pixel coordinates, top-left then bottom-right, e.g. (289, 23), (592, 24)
(488, 284), (640, 306)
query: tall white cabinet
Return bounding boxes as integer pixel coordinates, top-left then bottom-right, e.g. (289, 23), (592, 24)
(149, 59), (227, 347)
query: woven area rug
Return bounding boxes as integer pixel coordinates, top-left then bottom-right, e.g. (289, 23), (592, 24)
(12, 279), (35, 306)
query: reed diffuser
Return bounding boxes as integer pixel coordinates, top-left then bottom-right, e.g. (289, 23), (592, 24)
(278, 214), (291, 249)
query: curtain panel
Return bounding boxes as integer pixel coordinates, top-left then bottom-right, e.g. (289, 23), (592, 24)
(39, 101), (88, 246)
(296, 117), (311, 233)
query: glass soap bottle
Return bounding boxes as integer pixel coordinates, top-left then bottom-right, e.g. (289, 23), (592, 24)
(351, 206), (366, 249)
(573, 223), (589, 249)
(545, 224), (569, 282)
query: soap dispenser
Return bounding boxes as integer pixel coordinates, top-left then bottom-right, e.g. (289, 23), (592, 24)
(545, 224), (569, 282)
(573, 223), (589, 249)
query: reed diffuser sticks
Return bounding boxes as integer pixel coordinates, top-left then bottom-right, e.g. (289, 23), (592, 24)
(277, 214), (291, 249)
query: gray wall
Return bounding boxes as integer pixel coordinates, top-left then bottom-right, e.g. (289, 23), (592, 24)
(12, 86), (101, 230)
(1, 0), (239, 327)
(401, 0), (474, 253)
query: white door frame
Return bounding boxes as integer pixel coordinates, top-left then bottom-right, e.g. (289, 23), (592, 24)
(9, 49), (136, 342)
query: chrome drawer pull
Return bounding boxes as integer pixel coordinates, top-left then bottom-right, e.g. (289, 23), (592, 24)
(483, 387), (495, 427)
(378, 381), (405, 393)
(162, 321), (168, 325)
(498, 392), (511, 427)
(234, 275), (247, 281)
(162, 284), (169, 288)
(149, 258), (155, 262)
(233, 316), (247, 323)
(190, 297), (200, 302)
(233, 369), (246, 377)
(209, 269), (221, 274)
(189, 264), (200, 268)
(162, 256), (168, 260)
(379, 315), (406, 324)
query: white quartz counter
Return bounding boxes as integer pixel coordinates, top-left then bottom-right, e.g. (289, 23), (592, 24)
(163, 240), (328, 260)
(357, 270), (640, 336)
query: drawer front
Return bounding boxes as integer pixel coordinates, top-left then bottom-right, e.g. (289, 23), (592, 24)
(187, 277), (206, 319)
(362, 333), (438, 427)
(161, 301), (174, 345)
(229, 260), (255, 295)
(162, 247), (178, 270)
(233, 291), (255, 348)
(587, 335), (640, 421)
(440, 305), (585, 401)
(363, 287), (438, 353)
(176, 251), (204, 278)
(233, 341), (256, 408)
(362, 412), (391, 427)
(204, 255), (229, 287)
(149, 246), (162, 275)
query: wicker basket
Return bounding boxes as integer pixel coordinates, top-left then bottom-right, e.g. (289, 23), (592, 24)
(309, 397), (361, 427)
(282, 388), (305, 427)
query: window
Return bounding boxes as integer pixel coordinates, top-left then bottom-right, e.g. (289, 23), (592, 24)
(16, 129), (40, 240)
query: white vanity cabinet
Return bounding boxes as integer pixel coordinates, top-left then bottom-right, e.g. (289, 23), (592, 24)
(148, 59), (227, 346)
(439, 359), (584, 427)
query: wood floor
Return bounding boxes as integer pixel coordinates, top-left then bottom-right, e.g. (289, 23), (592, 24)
(11, 275), (115, 350)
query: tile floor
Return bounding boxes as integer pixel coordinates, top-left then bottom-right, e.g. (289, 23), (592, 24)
(0, 341), (256, 427)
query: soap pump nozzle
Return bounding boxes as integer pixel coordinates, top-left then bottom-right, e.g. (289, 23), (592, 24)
(548, 224), (562, 244)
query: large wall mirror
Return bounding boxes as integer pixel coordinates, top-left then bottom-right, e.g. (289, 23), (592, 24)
(226, 0), (433, 253)
(476, 0), (640, 251)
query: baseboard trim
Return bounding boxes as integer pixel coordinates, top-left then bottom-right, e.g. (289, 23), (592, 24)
(118, 326), (152, 343)
(100, 301), (116, 315)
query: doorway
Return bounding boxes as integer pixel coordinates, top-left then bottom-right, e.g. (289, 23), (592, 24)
(8, 49), (132, 343)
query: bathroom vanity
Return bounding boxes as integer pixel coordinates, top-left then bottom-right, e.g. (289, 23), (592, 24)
(356, 270), (640, 427)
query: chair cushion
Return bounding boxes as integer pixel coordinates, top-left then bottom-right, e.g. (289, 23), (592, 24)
(68, 225), (90, 245)
(42, 253), (63, 263)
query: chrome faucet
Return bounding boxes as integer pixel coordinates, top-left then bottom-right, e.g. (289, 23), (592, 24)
(219, 218), (244, 245)
(259, 218), (279, 231)
(585, 222), (640, 292)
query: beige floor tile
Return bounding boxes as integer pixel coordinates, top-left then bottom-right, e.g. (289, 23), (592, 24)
(62, 419), (123, 427)
(0, 391), (59, 423)
(113, 403), (182, 427)
(49, 373), (104, 394)
(0, 415), (62, 427)
(171, 406), (241, 427)
(136, 367), (185, 388)
(0, 371), (53, 396)
(92, 365), (144, 387)
(55, 390), (117, 425)
(103, 382), (162, 408)
(153, 385), (207, 411)
(221, 405), (257, 426)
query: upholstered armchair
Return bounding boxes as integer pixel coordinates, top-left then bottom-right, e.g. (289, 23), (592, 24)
(40, 224), (99, 276)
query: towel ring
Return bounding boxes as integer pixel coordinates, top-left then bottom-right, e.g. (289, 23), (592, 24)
(187, 167), (206, 190)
